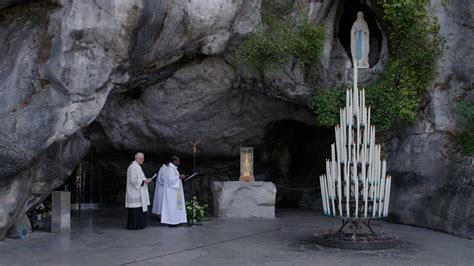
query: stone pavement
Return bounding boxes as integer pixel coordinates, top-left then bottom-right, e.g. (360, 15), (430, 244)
(0, 208), (472, 265)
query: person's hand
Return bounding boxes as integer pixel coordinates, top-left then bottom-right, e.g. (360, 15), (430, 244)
(144, 178), (152, 184)
(179, 174), (186, 180)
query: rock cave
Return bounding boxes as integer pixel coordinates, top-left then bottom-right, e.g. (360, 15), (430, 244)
(0, 1), (472, 263)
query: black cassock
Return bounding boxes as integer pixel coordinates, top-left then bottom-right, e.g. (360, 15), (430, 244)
(127, 207), (147, 230)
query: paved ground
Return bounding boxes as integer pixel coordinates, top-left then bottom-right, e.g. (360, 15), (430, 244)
(0, 208), (473, 265)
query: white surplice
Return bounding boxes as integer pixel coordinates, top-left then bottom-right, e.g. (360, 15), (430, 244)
(160, 163), (187, 225)
(151, 164), (168, 215)
(125, 161), (150, 212)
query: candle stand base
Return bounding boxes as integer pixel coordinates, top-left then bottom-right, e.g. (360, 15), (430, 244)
(314, 218), (399, 250)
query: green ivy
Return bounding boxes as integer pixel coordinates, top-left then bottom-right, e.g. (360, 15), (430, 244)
(311, 0), (440, 129)
(231, 12), (325, 74)
(455, 101), (474, 156)
(310, 88), (346, 126)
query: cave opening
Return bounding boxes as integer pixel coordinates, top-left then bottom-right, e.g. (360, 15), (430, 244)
(38, 117), (334, 222)
(337, 0), (383, 67)
(25, 117), (334, 234)
(256, 120), (334, 210)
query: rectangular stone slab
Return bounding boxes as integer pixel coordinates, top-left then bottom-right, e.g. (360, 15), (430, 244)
(211, 181), (276, 218)
(51, 191), (70, 233)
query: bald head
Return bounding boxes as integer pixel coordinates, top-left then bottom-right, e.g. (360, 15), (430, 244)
(135, 152), (145, 165)
(170, 155), (180, 166)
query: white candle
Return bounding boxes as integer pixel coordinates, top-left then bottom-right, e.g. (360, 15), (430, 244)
(346, 89), (350, 112)
(342, 113), (346, 162)
(357, 89), (359, 119)
(324, 175), (329, 215)
(345, 161), (350, 217)
(337, 162), (342, 216)
(319, 175), (328, 215)
(383, 176), (391, 217)
(325, 160), (333, 216)
(379, 160), (387, 217)
(353, 58), (358, 90)
(355, 176), (359, 218)
(356, 115), (360, 162)
(324, 175), (331, 216)
(330, 168), (336, 216)
(320, 176), (326, 214)
(327, 170), (333, 216)
(352, 144), (357, 188)
(374, 146), (381, 217)
(335, 127), (340, 162)
(379, 176), (385, 218)
(362, 144), (368, 218)
(331, 144), (337, 215)
(331, 144), (336, 166)
(368, 107), (371, 128)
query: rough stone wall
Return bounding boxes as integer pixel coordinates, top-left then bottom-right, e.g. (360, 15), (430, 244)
(0, 0), (472, 239)
(386, 0), (474, 238)
(0, 0), (266, 239)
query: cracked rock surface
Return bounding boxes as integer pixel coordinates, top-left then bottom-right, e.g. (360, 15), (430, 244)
(0, 0), (472, 239)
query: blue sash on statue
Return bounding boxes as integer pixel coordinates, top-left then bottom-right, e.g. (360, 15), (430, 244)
(357, 30), (363, 60)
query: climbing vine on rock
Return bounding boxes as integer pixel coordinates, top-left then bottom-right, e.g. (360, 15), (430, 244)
(311, 0), (440, 129)
(455, 101), (474, 156)
(231, 8), (325, 74)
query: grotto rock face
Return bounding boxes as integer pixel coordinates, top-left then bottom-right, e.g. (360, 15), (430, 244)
(0, 0), (263, 239)
(386, 0), (474, 238)
(96, 57), (314, 158)
(0, 133), (89, 239)
(0, 0), (472, 240)
(0, 0), (141, 239)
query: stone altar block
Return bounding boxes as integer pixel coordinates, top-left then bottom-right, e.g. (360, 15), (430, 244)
(211, 181), (276, 218)
(51, 191), (70, 233)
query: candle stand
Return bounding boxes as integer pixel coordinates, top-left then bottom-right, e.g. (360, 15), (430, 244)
(314, 203), (399, 250)
(315, 58), (399, 250)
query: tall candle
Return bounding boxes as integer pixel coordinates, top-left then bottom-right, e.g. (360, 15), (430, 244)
(355, 176), (359, 218)
(383, 176), (391, 217)
(337, 162), (342, 216)
(345, 162), (350, 217)
(368, 107), (371, 128)
(320, 176), (327, 215)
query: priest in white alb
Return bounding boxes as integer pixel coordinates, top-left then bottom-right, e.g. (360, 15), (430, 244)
(151, 162), (168, 216)
(161, 155), (188, 226)
(125, 152), (152, 230)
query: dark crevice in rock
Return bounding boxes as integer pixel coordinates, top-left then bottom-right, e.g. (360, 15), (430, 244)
(0, 0), (59, 12)
(112, 53), (210, 97)
(79, 118), (332, 214)
(256, 120), (333, 208)
(129, 0), (168, 71)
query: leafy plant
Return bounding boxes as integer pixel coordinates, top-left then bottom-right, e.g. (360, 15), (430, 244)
(455, 101), (474, 156)
(231, 11), (325, 74)
(186, 197), (208, 222)
(310, 88), (346, 126)
(311, 0), (440, 129)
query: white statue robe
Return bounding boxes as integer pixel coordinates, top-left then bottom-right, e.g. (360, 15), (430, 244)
(160, 163), (187, 225)
(151, 164), (168, 215)
(125, 161), (150, 212)
(350, 14), (370, 69)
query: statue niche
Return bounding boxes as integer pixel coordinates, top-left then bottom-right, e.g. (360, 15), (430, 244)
(350, 11), (370, 69)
